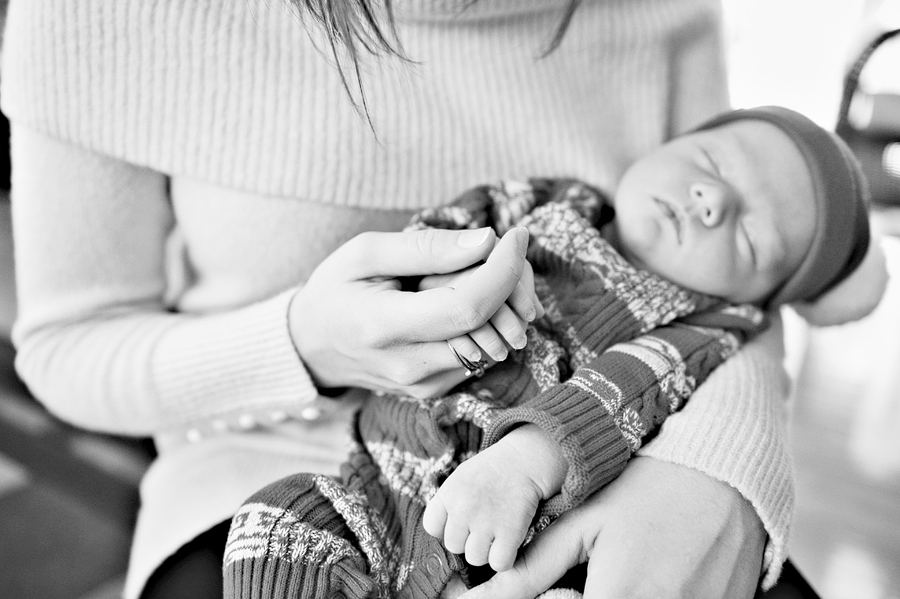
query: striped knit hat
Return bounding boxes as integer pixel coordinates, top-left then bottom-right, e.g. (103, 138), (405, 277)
(695, 106), (872, 310)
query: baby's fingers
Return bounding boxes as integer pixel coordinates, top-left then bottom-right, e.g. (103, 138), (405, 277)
(423, 496), (449, 539)
(442, 518), (469, 555)
(464, 532), (494, 567)
(488, 535), (521, 572)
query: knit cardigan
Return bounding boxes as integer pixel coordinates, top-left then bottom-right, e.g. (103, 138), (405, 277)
(2, 0), (793, 595)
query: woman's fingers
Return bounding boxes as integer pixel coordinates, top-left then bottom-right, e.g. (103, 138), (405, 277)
(392, 344), (490, 399)
(332, 227), (497, 281)
(507, 260), (545, 322)
(379, 227), (530, 342)
(290, 227), (530, 394)
(446, 335), (484, 365)
(488, 304), (528, 353)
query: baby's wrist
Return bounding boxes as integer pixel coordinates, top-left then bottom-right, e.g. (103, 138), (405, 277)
(502, 424), (568, 498)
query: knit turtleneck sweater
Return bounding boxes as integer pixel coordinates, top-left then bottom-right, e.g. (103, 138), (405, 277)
(1, 0), (792, 595)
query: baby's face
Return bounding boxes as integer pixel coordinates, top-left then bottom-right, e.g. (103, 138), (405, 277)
(613, 120), (816, 304)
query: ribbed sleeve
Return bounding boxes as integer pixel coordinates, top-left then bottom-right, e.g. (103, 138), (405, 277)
(482, 382), (632, 516)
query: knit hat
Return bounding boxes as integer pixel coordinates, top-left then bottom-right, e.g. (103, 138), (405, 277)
(695, 106), (887, 325)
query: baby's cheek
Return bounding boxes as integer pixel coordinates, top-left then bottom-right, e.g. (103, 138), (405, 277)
(676, 246), (737, 297)
(617, 215), (664, 267)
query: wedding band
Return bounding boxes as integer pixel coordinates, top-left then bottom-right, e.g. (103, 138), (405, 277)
(446, 341), (488, 378)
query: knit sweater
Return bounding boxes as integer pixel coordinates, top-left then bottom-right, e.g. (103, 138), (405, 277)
(1, 0), (793, 596)
(224, 179), (769, 598)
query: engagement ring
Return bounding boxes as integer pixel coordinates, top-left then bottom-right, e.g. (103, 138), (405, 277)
(446, 341), (488, 378)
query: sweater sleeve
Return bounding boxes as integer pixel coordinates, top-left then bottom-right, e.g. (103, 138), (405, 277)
(636, 316), (793, 589)
(10, 125), (320, 436)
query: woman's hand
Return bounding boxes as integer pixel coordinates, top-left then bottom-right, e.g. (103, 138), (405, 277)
(289, 226), (541, 398)
(419, 257), (544, 364)
(458, 457), (766, 599)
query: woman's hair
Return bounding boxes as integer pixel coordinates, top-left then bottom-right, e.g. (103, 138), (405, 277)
(289, 0), (581, 117)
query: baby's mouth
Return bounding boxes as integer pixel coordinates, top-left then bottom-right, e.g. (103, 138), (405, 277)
(653, 197), (682, 244)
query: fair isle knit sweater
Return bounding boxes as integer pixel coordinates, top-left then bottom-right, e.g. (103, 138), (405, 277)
(225, 179), (769, 598)
(2, 0), (793, 596)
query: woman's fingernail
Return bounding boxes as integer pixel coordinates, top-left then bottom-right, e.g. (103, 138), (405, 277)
(515, 226), (529, 248)
(458, 227), (491, 248)
(468, 349), (482, 362)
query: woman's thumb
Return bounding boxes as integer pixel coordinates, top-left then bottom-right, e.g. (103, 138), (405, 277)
(458, 520), (583, 599)
(332, 227), (498, 280)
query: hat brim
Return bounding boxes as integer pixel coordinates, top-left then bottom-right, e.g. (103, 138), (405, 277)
(790, 230), (889, 326)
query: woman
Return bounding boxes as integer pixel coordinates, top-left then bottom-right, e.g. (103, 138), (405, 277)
(3, 0), (791, 597)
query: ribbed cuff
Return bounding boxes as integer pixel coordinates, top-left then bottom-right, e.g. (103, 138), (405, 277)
(154, 288), (319, 423)
(482, 383), (631, 512)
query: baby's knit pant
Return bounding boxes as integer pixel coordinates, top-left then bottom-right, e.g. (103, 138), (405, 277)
(223, 471), (384, 599)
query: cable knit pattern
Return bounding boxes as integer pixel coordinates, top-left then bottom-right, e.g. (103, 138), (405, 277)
(1, 0), (792, 595)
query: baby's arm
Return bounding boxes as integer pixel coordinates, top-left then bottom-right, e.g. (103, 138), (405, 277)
(422, 424), (567, 572)
(478, 310), (767, 528)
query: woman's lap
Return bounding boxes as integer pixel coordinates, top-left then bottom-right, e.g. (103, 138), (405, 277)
(139, 520), (231, 599)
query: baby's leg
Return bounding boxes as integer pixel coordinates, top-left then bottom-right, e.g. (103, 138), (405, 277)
(223, 473), (380, 599)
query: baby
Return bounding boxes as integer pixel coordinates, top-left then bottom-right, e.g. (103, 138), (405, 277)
(223, 107), (881, 599)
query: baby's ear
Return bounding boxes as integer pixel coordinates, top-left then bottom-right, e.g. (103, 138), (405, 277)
(790, 232), (890, 327)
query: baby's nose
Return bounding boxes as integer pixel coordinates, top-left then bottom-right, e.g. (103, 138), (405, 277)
(689, 181), (729, 227)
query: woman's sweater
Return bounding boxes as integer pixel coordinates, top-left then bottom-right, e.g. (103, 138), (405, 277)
(1, 0), (793, 595)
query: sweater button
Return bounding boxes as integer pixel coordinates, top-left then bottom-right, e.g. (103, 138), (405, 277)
(237, 414), (256, 430)
(300, 406), (322, 421)
(425, 552), (444, 576)
(185, 428), (203, 443)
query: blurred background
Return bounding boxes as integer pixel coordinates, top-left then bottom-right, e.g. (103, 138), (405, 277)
(0, 1), (898, 598)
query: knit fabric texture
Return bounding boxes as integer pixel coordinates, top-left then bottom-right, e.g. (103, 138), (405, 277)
(223, 179), (768, 599)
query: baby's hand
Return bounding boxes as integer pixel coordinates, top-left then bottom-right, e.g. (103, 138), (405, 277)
(422, 425), (567, 571)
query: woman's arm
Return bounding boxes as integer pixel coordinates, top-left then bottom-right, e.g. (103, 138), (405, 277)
(11, 125), (537, 436)
(11, 125), (318, 435)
